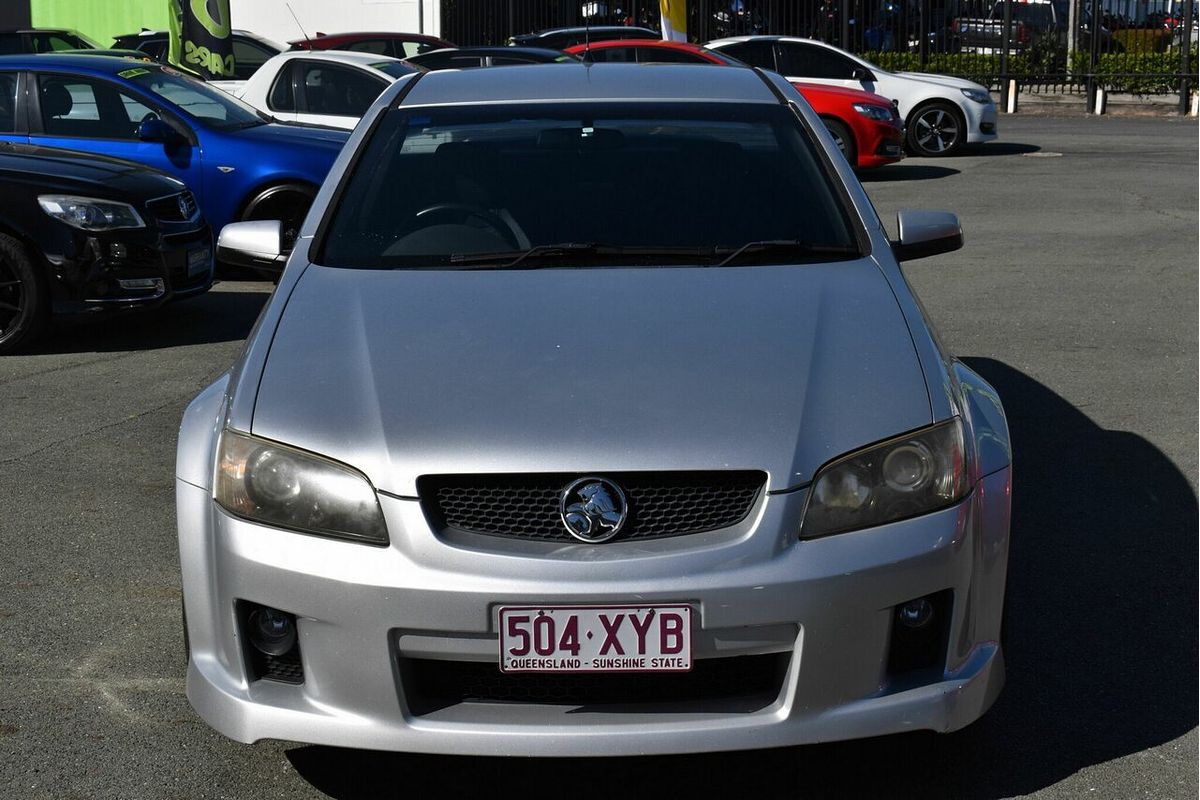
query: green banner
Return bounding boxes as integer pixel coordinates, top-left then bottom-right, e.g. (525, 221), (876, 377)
(167, 0), (235, 80)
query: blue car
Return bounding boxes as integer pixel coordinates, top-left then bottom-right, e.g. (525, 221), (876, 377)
(0, 55), (349, 247)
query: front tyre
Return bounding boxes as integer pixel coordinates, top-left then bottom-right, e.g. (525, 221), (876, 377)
(0, 233), (48, 354)
(906, 102), (965, 157)
(821, 118), (858, 167)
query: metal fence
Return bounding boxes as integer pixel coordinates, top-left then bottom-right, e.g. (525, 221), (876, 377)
(440, 0), (1198, 104)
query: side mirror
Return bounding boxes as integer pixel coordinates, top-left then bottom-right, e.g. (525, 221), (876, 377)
(137, 117), (176, 142)
(891, 210), (963, 262)
(217, 220), (288, 271)
(851, 66), (875, 81)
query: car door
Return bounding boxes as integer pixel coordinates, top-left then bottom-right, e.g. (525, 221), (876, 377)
(293, 61), (389, 126)
(28, 73), (205, 202)
(0, 72), (24, 145)
(774, 41), (876, 93)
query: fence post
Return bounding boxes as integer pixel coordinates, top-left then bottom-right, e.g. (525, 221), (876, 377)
(919, 0), (930, 67)
(999, 0), (1013, 111)
(1181, 0), (1196, 115)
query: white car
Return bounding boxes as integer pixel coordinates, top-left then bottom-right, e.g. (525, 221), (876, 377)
(707, 36), (998, 156)
(236, 50), (421, 129)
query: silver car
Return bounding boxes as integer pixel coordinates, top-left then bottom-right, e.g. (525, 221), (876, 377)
(177, 63), (1012, 756)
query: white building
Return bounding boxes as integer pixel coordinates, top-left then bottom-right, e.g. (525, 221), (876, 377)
(232, 0), (441, 46)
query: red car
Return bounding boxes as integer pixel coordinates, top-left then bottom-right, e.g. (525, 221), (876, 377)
(564, 40), (904, 168)
(288, 31), (455, 59)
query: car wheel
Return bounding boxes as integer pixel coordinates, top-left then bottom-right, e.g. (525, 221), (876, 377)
(240, 184), (317, 252)
(0, 233), (48, 355)
(906, 102), (965, 157)
(822, 118), (858, 166)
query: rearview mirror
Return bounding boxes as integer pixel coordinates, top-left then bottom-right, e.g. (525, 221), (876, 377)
(891, 210), (963, 262)
(851, 67), (875, 81)
(136, 117), (176, 142)
(217, 220), (288, 271)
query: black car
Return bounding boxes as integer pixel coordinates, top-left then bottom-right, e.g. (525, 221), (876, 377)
(506, 26), (659, 50)
(0, 142), (213, 353)
(0, 28), (101, 55)
(403, 46), (577, 70)
(111, 29), (282, 80)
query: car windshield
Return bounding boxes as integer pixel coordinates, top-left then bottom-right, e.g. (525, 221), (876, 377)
(122, 65), (267, 128)
(318, 102), (860, 269)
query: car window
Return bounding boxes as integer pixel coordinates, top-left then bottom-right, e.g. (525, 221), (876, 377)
(400, 41), (434, 58)
(140, 39), (168, 60)
(233, 38), (274, 80)
(37, 75), (156, 139)
(585, 47), (634, 63)
(269, 60), (297, 111)
(635, 47), (708, 63)
(777, 43), (858, 79)
(345, 39), (391, 55)
(716, 40), (775, 70)
(0, 73), (17, 132)
(319, 102), (858, 268)
(299, 62), (386, 116)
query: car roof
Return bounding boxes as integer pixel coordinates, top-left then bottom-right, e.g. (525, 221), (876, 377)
(568, 40), (707, 51)
(0, 53), (159, 72)
(271, 50), (404, 66)
(290, 31), (448, 44)
(399, 62), (778, 107)
(526, 26), (658, 35)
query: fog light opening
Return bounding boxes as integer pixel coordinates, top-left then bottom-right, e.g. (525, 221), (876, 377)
(886, 590), (952, 679)
(237, 601), (305, 684)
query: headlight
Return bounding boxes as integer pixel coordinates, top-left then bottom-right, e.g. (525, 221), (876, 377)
(800, 418), (969, 539)
(961, 88), (993, 104)
(215, 430), (388, 545)
(853, 103), (895, 121)
(37, 195), (145, 231)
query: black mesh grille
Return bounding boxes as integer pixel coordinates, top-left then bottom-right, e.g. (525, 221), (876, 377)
(402, 654), (785, 713)
(419, 471), (765, 542)
(261, 650), (304, 684)
(146, 190), (198, 222)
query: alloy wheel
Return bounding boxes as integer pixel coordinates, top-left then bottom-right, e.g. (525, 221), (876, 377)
(0, 258), (24, 338)
(912, 107), (961, 155)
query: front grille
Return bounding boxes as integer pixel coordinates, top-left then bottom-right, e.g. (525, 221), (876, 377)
(261, 650), (304, 684)
(145, 190), (198, 222)
(419, 471), (765, 542)
(402, 654), (786, 714)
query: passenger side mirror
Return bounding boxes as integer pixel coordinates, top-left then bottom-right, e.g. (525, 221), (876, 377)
(217, 220), (288, 271)
(851, 67), (875, 81)
(891, 210), (963, 262)
(137, 117), (176, 142)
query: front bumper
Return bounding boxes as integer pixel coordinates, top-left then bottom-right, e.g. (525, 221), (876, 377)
(965, 100), (999, 144)
(46, 224), (214, 315)
(178, 466), (1010, 756)
(856, 119), (906, 169)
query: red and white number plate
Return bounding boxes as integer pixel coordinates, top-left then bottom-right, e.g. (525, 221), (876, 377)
(498, 605), (692, 673)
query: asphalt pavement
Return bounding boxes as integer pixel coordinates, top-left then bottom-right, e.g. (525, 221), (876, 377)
(0, 115), (1196, 799)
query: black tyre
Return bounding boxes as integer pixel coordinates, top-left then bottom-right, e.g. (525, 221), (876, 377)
(0, 233), (47, 354)
(240, 183), (317, 252)
(822, 117), (857, 167)
(906, 102), (965, 157)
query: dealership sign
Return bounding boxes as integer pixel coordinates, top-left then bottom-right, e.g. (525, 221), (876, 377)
(168, 0), (235, 80)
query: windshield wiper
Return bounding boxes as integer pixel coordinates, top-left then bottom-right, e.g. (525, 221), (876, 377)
(449, 243), (709, 270)
(711, 240), (860, 268)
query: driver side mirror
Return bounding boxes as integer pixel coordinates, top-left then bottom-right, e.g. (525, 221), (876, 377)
(851, 66), (875, 81)
(137, 117), (177, 143)
(217, 220), (289, 271)
(891, 210), (963, 262)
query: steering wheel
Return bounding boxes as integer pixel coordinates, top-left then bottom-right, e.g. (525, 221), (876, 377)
(411, 203), (522, 249)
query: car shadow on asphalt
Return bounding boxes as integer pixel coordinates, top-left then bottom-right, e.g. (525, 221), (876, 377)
(858, 164), (961, 182)
(26, 283), (271, 355)
(285, 357), (1197, 799)
(953, 141), (1042, 157)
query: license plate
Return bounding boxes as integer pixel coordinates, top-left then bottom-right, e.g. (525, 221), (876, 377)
(498, 604), (692, 673)
(187, 247), (211, 277)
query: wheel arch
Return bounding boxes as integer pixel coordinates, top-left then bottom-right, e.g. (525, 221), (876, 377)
(237, 179), (320, 222)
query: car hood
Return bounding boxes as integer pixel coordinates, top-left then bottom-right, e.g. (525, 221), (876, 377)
(0, 143), (186, 198)
(893, 71), (990, 94)
(794, 82), (890, 105)
(228, 121), (350, 150)
(251, 259), (932, 496)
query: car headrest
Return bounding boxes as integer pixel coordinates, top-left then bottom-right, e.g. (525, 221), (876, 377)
(41, 82), (73, 118)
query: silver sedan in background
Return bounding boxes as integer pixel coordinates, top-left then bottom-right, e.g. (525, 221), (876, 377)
(176, 62), (1012, 756)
